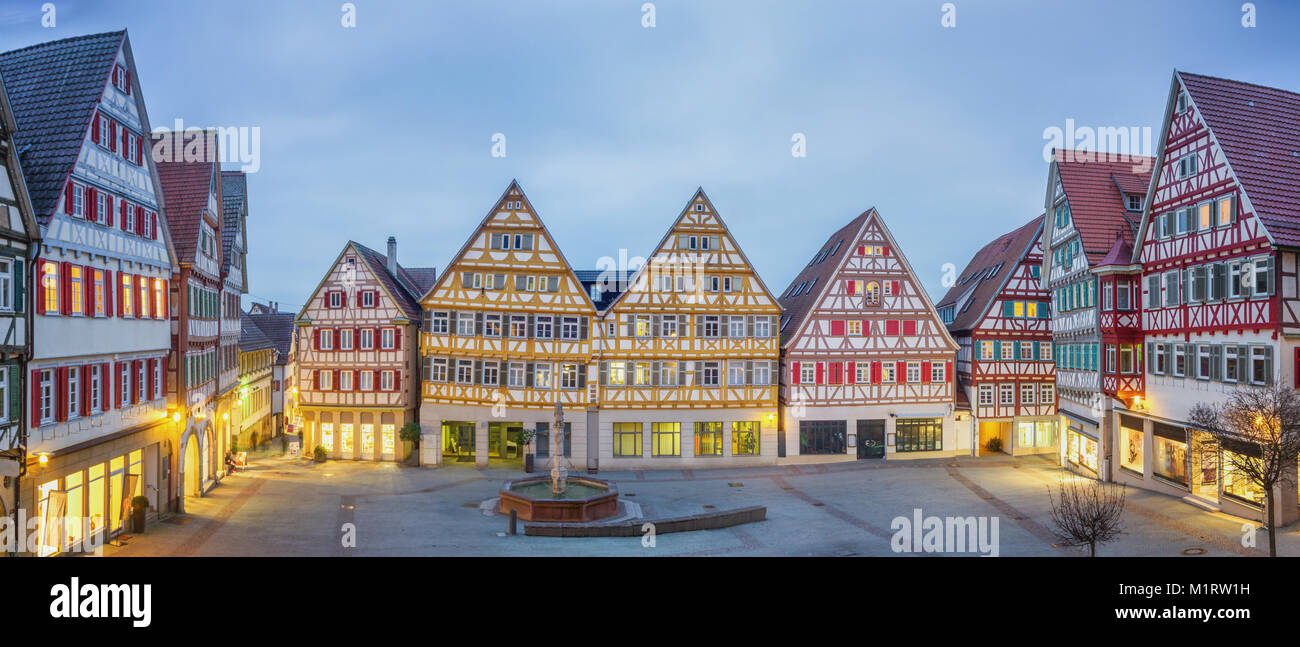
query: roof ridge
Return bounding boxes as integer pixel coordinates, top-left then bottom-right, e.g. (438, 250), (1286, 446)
(0, 29), (124, 58)
(1180, 71), (1300, 99)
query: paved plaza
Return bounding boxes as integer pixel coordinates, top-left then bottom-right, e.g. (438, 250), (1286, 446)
(102, 453), (1293, 557)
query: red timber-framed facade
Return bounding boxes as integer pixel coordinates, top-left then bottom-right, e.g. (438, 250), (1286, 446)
(1041, 149), (1152, 481)
(156, 135), (224, 507)
(297, 238), (434, 463)
(936, 215), (1056, 458)
(2, 31), (177, 554)
(1123, 72), (1300, 524)
(592, 189), (781, 469)
(417, 182), (597, 469)
(778, 208), (959, 460)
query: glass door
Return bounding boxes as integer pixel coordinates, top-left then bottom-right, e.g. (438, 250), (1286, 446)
(360, 424), (375, 460)
(1191, 431), (1219, 501)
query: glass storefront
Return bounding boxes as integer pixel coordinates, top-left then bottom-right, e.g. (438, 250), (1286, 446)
(800, 420), (846, 455)
(381, 424), (395, 458)
(1153, 425), (1188, 486)
(694, 422), (722, 456)
(1066, 429), (1098, 472)
(895, 418), (942, 452)
(1223, 449), (1265, 507)
(1120, 422), (1143, 474)
(360, 424), (374, 460)
(732, 421), (760, 456)
(1016, 420), (1057, 449)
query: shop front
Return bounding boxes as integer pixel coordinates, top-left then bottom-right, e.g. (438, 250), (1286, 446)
(301, 408), (409, 462)
(1064, 425), (1099, 475)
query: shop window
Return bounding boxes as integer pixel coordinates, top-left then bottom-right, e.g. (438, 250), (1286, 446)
(732, 421), (760, 455)
(1120, 425), (1144, 474)
(895, 417), (942, 452)
(694, 422), (722, 456)
(613, 422), (641, 457)
(799, 420), (846, 455)
(1153, 430), (1188, 486)
(651, 422), (680, 457)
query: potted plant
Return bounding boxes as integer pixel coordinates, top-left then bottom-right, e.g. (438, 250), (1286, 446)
(398, 422), (422, 465)
(131, 496), (149, 533)
(518, 426), (538, 473)
(985, 436), (1004, 454)
(313, 445), (327, 463)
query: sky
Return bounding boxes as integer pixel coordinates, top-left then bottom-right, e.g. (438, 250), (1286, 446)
(2, 0), (1298, 314)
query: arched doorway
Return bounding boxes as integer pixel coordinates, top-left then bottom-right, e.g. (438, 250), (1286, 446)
(183, 434), (200, 498)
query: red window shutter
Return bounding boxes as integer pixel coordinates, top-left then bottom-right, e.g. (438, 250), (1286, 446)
(151, 212), (158, 239)
(104, 269), (114, 317)
(332, 370), (340, 391)
(109, 121), (117, 152)
(945, 360), (952, 382)
(59, 262), (71, 315)
(828, 361), (841, 385)
(815, 362), (824, 385)
(147, 358), (156, 400)
(921, 360), (931, 383)
(871, 361), (881, 384)
(112, 65), (118, 86)
(86, 187), (96, 220)
(132, 360), (142, 403)
(846, 361), (856, 384)
(137, 137), (143, 165)
(856, 245), (865, 255)
(30, 370), (42, 427)
(134, 206), (144, 235)
(353, 328), (360, 350)
(83, 265), (94, 315)
(65, 182), (74, 214)
(124, 69), (131, 94)
(91, 112), (100, 142)
(394, 371), (401, 392)
(791, 361), (800, 385)
(903, 320), (917, 336)
(55, 367), (67, 422)
(34, 258), (45, 315)
(830, 320), (845, 336)
(113, 362), (122, 408)
(81, 365), (92, 417)
(102, 363), (112, 411)
(897, 361), (907, 382)
(885, 320), (899, 336)
(313, 328), (320, 350)
(861, 319), (870, 336)
(373, 370), (380, 391)
(394, 327), (402, 349)
(891, 280), (900, 294)
(353, 370), (361, 392)
(883, 246), (891, 256)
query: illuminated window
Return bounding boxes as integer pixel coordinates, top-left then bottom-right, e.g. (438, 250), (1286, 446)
(340, 424), (354, 455)
(41, 261), (58, 313)
(321, 423), (334, 452)
(732, 421), (760, 455)
(153, 278), (165, 318)
(695, 422), (723, 456)
(613, 422), (641, 457)
(607, 361), (627, 386)
(120, 275), (133, 316)
(651, 422), (680, 457)
(68, 266), (84, 315)
(381, 424), (395, 456)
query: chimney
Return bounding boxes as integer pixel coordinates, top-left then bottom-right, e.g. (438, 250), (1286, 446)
(387, 236), (398, 274)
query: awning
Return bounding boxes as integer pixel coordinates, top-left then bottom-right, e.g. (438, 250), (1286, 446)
(1061, 409), (1098, 428)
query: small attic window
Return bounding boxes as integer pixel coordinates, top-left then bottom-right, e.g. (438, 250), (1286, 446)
(694, 204), (705, 212)
(1126, 194), (1144, 212)
(1177, 91), (1189, 113)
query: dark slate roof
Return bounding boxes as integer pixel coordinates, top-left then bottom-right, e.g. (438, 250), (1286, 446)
(1095, 235), (1136, 268)
(776, 210), (869, 345)
(404, 267), (438, 295)
(239, 311), (275, 351)
(0, 31), (123, 222)
(936, 215), (1044, 334)
(220, 171), (246, 275)
(573, 269), (633, 311)
(352, 241), (432, 320)
(247, 312), (294, 365)
(1054, 150), (1153, 264)
(1180, 72), (1300, 247)
(155, 142), (219, 264)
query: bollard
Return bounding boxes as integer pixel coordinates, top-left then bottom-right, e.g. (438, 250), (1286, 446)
(509, 509), (518, 535)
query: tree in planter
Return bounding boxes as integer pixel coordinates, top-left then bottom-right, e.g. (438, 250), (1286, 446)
(517, 427), (538, 471)
(398, 423), (422, 462)
(1046, 476), (1126, 557)
(985, 436), (1004, 454)
(313, 445), (328, 463)
(1187, 385), (1300, 557)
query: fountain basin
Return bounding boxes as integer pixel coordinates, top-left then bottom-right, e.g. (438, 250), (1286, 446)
(499, 476), (619, 522)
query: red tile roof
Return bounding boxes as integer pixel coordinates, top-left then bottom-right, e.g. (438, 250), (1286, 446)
(935, 214), (1043, 333)
(1095, 235), (1135, 268)
(1054, 150), (1153, 264)
(155, 132), (220, 264)
(1180, 72), (1300, 247)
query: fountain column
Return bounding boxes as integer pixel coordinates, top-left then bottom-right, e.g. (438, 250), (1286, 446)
(551, 402), (567, 494)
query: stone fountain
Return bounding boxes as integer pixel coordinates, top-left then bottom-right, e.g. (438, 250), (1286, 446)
(498, 402), (618, 522)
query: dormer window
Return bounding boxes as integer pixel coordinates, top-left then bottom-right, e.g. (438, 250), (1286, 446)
(1176, 91), (1189, 113)
(112, 64), (131, 94)
(1125, 194), (1143, 212)
(694, 204), (704, 212)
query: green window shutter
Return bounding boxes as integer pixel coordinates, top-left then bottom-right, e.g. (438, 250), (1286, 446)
(993, 341), (1002, 358)
(13, 258), (23, 313)
(8, 364), (18, 418)
(1032, 341), (1040, 358)
(1002, 301), (1014, 317)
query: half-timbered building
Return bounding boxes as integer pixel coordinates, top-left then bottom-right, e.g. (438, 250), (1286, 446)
(1, 32), (177, 553)
(1125, 72), (1300, 523)
(237, 311), (275, 445)
(778, 208), (959, 460)
(1041, 149), (1152, 479)
(216, 171), (249, 452)
(937, 215), (1056, 457)
(418, 182), (595, 468)
(298, 237), (434, 462)
(156, 135), (224, 505)
(0, 72), (40, 521)
(592, 190), (782, 468)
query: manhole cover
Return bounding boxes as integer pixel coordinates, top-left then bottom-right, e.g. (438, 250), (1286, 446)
(624, 493), (636, 497)
(812, 502), (825, 507)
(781, 486), (794, 491)
(1181, 547), (1207, 556)
(728, 482), (743, 487)
(703, 504), (716, 509)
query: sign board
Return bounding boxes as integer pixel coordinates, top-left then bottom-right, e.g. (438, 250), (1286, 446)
(288, 440), (300, 457)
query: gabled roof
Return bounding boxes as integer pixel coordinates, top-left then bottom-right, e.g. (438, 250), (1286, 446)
(0, 31), (124, 223)
(1178, 72), (1300, 247)
(1053, 149), (1153, 264)
(239, 311), (275, 352)
(573, 269), (633, 311)
(935, 214), (1044, 334)
(777, 210), (869, 344)
(155, 136), (220, 264)
(351, 241), (435, 320)
(219, 170), (246, 276)
(246, 312), (294, 365)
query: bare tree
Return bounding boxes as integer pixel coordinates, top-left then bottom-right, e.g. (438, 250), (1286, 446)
(1047, 476), (1127, 557)
(1187, 385), (1300, 557)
